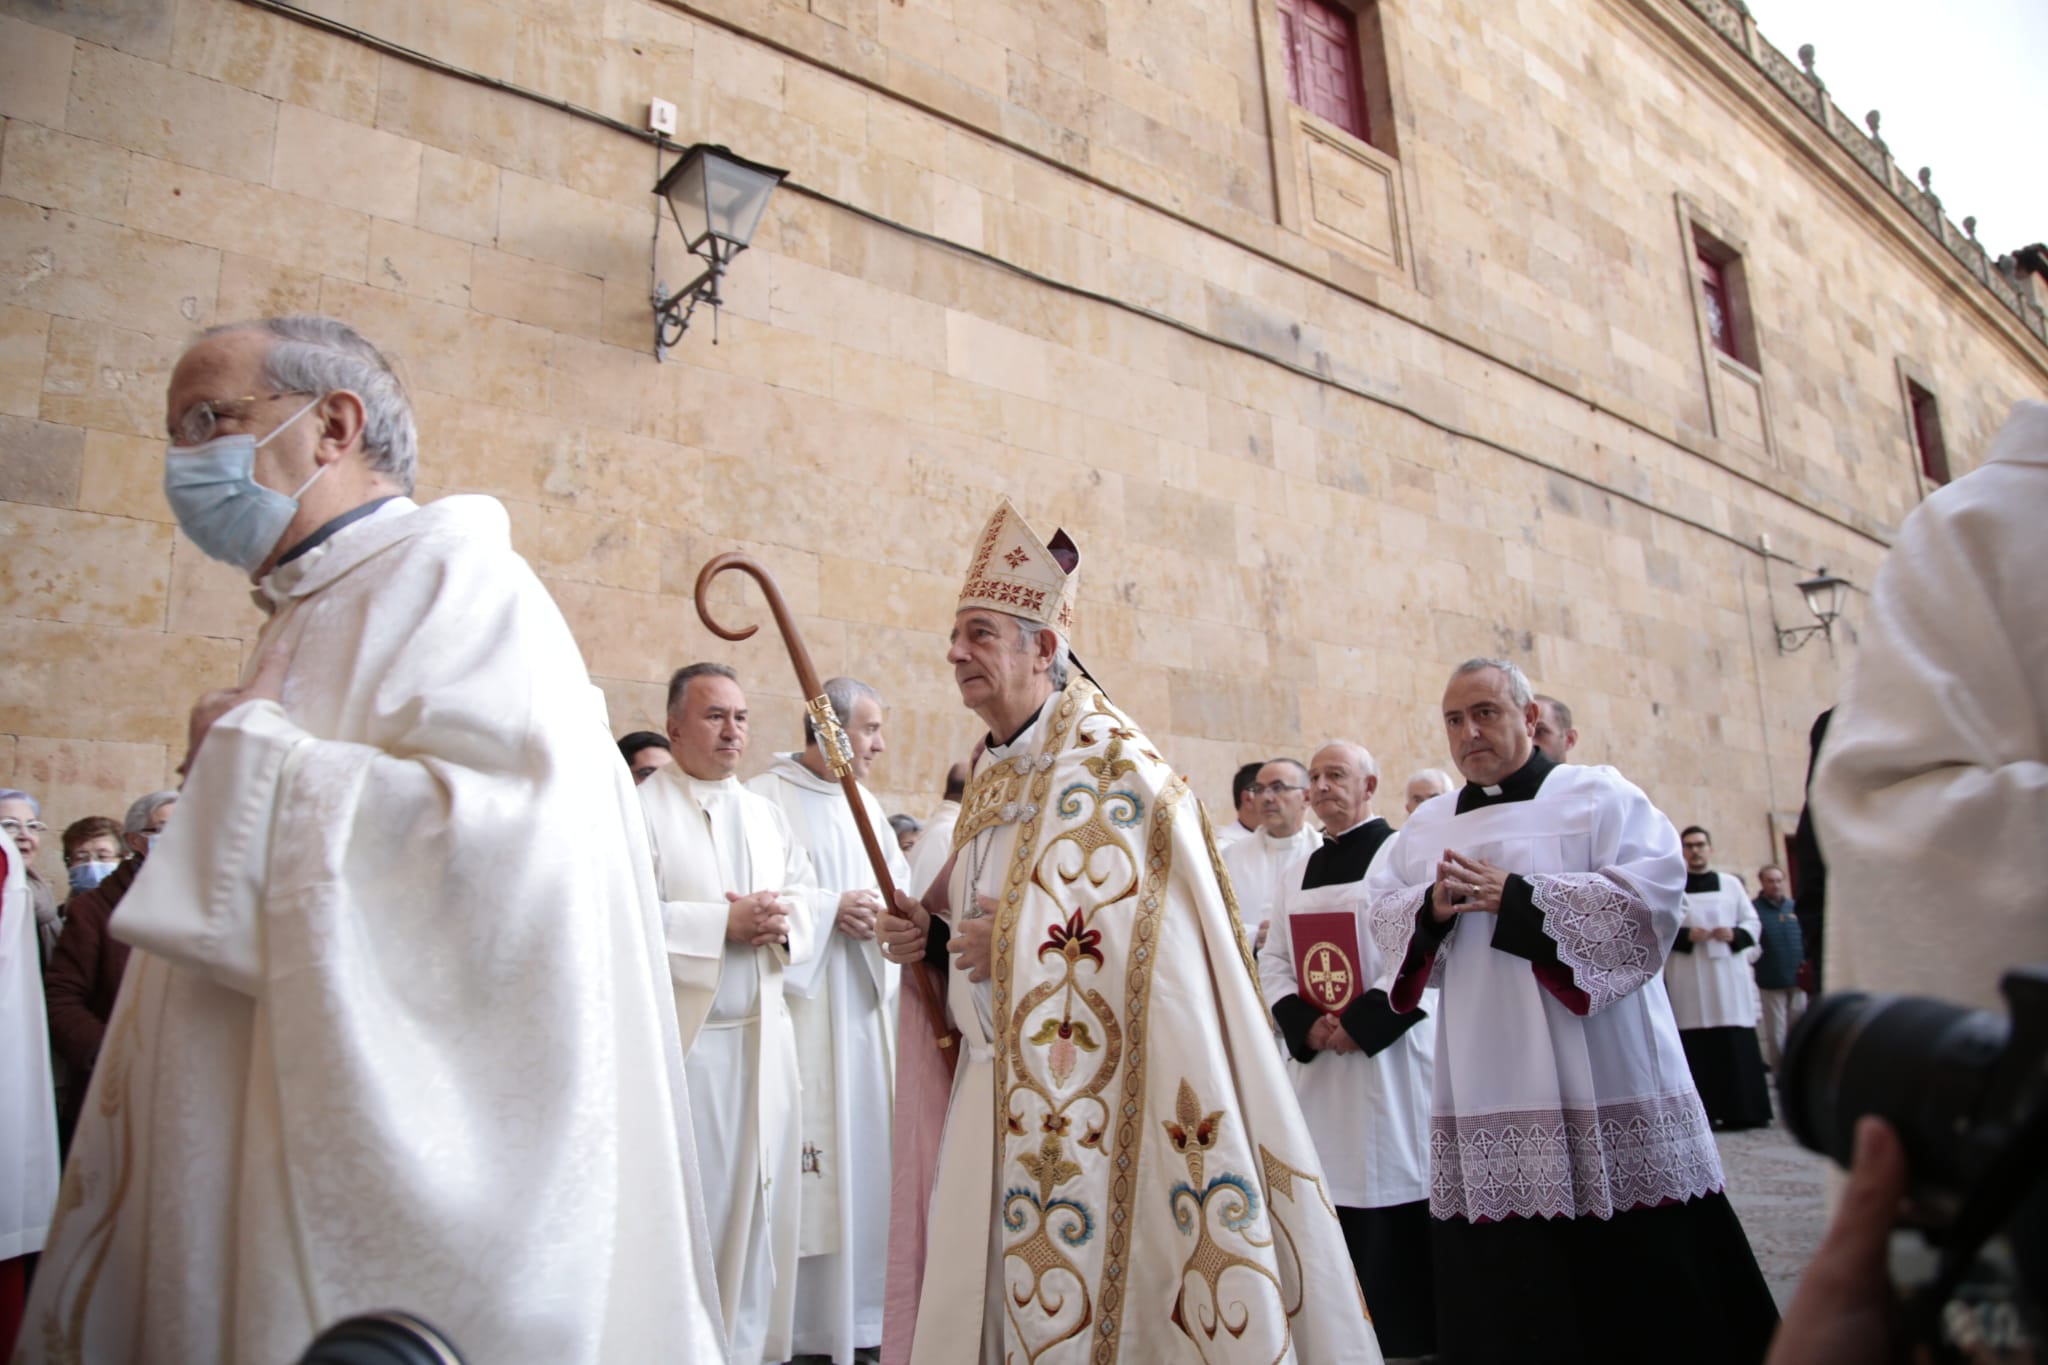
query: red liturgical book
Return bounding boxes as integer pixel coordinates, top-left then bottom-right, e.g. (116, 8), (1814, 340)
(1290, 910), (1363, 1014)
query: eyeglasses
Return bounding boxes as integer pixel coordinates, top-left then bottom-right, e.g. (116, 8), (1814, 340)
(65, 846), (121, 866)
(170, 391), (311, 446)
(1247, 783), (1307, 796)
(0, 818), (47, 838)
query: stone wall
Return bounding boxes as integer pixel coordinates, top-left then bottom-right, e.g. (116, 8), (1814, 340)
(2, 0), (2042, 889)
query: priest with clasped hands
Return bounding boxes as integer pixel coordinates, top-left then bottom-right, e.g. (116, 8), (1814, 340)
(878, 497), (1383, 1365)
(1366, 657), (1778, 1364)
(640, 660), (826, 1365)
(20, 315), (722, 1365)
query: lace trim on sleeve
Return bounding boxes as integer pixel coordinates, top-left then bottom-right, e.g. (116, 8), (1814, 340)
(1527, 870), (1662, 1016)
(1368, 882), (1442, 1010)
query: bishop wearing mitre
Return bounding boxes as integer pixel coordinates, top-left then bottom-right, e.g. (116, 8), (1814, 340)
(880, 498), (1383, 1364)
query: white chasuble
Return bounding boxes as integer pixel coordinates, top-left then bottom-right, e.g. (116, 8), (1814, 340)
(641, 764), (822, 1365)
(1222, 825), (1322, 937)
(746, 754), (908, 1361)
(1815, 400), (2048, 1013)
(1663, 876), (1763, 1030)
(905, 682), (1384, 1365)
(23, 496), (722, 1365)
(906, 799), (961, 899)
(1366, 761), (1726, 1225)
(2, 838), (59, 1264)
(1257, 839), (1434, 1211)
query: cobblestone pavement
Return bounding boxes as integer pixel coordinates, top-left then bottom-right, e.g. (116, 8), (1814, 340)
(1716, 1105), (1834, 1310)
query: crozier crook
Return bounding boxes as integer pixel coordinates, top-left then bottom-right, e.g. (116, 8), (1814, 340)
(694, 551), (957, 1050)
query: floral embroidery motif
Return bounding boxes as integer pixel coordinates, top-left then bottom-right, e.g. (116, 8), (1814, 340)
(1161, 1080), (1226, 1186)
(1005, 545), (1030, 568)
(1163, 1080), (1284, 1360)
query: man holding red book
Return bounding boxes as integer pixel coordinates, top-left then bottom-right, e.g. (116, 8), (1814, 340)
(1257, 740), (1438, 1361)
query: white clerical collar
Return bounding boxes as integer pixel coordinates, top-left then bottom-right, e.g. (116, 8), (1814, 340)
(1326, 815), (1381, 839)
(984, 693), (1057, 763)
(1481, 785), (1503, 797)
(683, 773), (741, 804)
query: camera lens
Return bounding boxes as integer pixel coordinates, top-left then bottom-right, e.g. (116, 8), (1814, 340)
(1781, 990), (2011, 1191)
(299, 1312), (464, 1365)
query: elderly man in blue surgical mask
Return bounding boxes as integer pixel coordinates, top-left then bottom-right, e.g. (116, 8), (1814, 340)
(20, 315), (723, 1365)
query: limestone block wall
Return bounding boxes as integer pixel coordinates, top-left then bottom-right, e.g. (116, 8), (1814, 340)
(1, 0), (2042, 892)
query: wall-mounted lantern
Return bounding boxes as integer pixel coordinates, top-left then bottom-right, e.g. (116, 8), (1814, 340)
(651, 143), (786, 360)
(1775, 567), (1850, 654)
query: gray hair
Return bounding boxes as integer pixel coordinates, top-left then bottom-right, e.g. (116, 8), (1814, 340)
(888, 813), (922, 839)
(806, 675), (882, 746)
(1313, 741), (1379, 779)
(1406, 767), (1455, 794)
(0, 789), (39, 817)
(667, 661), (739, 715)
(124, 790), (179, 835)
(1452, 657), (1535, 708)
(1012, 616), (1072, 690)
(203, 315), (418, 492)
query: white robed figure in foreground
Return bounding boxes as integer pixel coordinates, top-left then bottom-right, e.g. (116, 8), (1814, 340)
(745, 675), (909, 1363)
(21, 316), (722, 1364)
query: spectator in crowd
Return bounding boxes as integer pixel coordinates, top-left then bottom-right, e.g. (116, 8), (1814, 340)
(1531, 694), (1578, 764)
(1213, 760), (1264, 851)
(60, 817), (124, 897)
(0, 790), (57, 963)
(618, 730), (674, 785)
(1402, 767), (1454, 817)
(888, 812), (921, 853)
(1751, 865), (1803, 1072)
(45, 791), (177, 1137)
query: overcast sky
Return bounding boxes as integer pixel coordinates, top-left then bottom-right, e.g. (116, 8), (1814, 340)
(1743, 0), (2045, 254)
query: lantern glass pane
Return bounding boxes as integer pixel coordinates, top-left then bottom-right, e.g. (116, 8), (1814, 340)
(702, 156), (779, 248)
(661, 154), (712, 253)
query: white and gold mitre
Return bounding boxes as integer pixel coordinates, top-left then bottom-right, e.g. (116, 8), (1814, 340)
(958, 496), (1081, 634)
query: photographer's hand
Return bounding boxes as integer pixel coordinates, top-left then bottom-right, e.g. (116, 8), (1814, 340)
(1765, 1116), (1913, 1365)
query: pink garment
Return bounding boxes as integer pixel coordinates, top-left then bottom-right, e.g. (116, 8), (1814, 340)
(882, 965), (957, 1365)
(883, 855), (962, 1365)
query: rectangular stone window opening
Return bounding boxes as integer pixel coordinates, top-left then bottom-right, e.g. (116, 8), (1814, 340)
(1261, 0), (1413, 281)
(1908, 378), (1949, 486)
(1692, 228), (1757, 367)
(1677, 196), (1775, 461)
(1273, 0), (1399, 159)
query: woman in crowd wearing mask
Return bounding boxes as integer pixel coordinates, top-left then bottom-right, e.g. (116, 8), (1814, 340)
(61, 818), (125, 898)
(0, 791), (57, 965)
(44, 791), (177, 1141)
